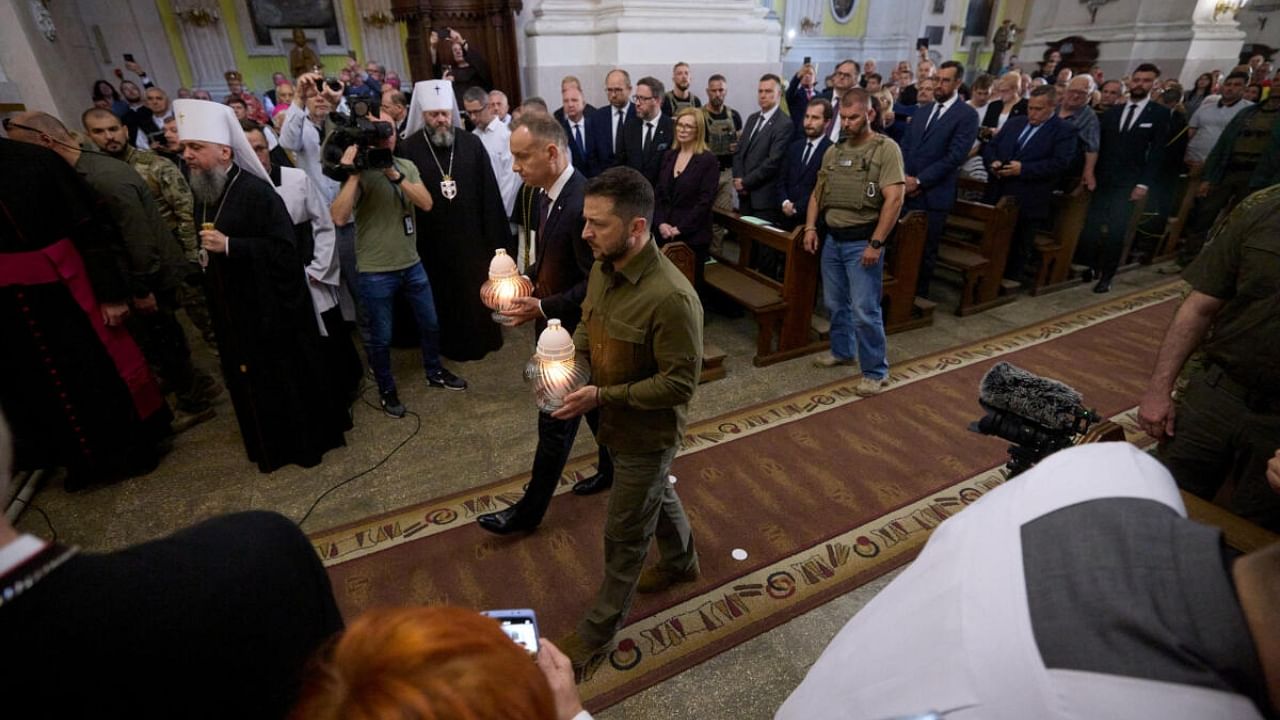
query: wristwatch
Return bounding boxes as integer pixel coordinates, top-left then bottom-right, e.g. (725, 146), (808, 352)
(388, 172), (404, 185)
(869, 239), (885, 250)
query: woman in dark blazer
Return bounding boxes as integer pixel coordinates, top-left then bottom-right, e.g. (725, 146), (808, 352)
(980, 73), (1028, 141)
(653, 107), (720, 270)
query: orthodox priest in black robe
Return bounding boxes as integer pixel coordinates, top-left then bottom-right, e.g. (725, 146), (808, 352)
(0, 138), (170, 486)
(175, 99), (349, 473)
(398, 79), (513, 361)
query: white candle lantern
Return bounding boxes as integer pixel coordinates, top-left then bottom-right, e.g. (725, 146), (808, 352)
(479, 249), (534, 325)
(525, 319), (590, 412)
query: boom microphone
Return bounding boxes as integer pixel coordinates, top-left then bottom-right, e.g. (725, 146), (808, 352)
(978, 362), (1086, 431)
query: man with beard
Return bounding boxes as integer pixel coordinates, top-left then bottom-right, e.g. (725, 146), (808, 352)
(81, 108), (216, 352)
(0, 136), (170, 486)
(398, 80), (511, 361)
(476, 113), (614, 535)
(901, 60), (979, 299)
(10, 111), (210, 421)
(615, 77), (674, 188)
(175, 99), (349, 472)
(777, 98), (833, 232)
(661, 62), (702, 118)
(243, 121), (361, 408)
(1076, 64), (1171, 293)
(703, 74), (743, 251)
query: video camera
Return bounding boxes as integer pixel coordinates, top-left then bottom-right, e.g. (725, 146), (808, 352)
(970, 362), (1101, 477)
(321, 97), (394, 182)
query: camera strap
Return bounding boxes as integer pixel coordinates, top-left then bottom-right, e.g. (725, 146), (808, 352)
(386, 170), (413, 236)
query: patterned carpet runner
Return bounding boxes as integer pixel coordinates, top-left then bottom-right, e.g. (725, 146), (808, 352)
(312, 282), (1183, 711)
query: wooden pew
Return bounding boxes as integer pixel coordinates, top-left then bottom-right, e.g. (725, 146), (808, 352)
(1145, 165), (1200, 265)
(1031, 187), (1090, 295)
(659, 241), (726, 383)
(706, 210), (823, 366)
(936, 196), (1019, 316)
(884, 210), (934, 334)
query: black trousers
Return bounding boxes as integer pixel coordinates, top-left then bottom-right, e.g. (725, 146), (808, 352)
(906, 196), (948, 298)
(1077, 185), (1137, 279)
(1004, 214), (1045, 281)
(127, 288), (197, 402)
(519, 409), (614, 524)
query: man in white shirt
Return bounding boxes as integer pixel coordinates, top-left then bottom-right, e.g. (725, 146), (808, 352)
(464, 85), (519, 217)
(1185, 70), (1252, 166)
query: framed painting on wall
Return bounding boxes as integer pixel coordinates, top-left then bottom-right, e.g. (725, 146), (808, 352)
(831, 0), (856, 24)
(237, 0), (349, 56)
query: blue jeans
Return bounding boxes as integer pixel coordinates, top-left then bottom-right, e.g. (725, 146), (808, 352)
(358, 262), (444, 394)
(821, 237), (888, 380)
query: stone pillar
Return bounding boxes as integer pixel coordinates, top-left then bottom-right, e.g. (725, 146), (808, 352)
(524, 0), (781, 113)
(1022, 0), (1245, 86)
(356, 0), (411, 83)
(171, 0), (237, 94)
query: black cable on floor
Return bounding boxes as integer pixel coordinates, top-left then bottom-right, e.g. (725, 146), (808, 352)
(294, 383), (423, 528)
(9, 496), (58, 543)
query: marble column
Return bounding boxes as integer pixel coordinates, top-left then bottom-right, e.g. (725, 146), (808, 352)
(356, 0), (410, 83)
(524, 0), (781, 112)
(1022, 0), (1246, 86)
(171, 0), (237, 94)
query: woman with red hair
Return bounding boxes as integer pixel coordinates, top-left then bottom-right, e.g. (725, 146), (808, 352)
(292, 606), (588, 720)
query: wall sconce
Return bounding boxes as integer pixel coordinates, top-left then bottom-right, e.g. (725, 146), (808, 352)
(800, 16), (821, 36)
(363, 10), (395, 28)
(479, 249), (533, 325)
(525, 319), (590, 413)
(175, 6), (221, 27)
(1213, 0), (1249, 20)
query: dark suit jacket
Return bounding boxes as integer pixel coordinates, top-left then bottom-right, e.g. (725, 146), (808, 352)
(776, 135), (832, 227)
(528, 169), (594, 332)
(788, 75), (818, 135)
(981, 114), (1077, 219)
(615, 114), (675, 187)
(0, 511), (343, 719)
(732, 108), (794, 210)
(901, 99), (980, 211)
(587, 103), (637, 174)
(1096, 100), (1172, 190)
(981, 98), (1028, 128)
(559, 113), (596, 177)
(653, 150), (720, 249)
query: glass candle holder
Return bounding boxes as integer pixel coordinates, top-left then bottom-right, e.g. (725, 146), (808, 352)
(479, 248), (533, 325)
(524, 319), (590, 412)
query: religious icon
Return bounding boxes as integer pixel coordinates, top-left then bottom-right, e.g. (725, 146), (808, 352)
(440, 176), (458, 200)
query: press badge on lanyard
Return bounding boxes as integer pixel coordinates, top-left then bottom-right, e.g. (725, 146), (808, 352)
(403, 214), (415, 236)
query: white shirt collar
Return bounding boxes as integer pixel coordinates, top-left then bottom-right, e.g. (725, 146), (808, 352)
(759, 105), (779, 124)
(0, 534), (47, 577)
(1125, 95), (1151, 116)
(546, 162), (575, 204)
(933, 93), (960, 116)
(477, 116), (508, 135)
(640, 111), (662, 127)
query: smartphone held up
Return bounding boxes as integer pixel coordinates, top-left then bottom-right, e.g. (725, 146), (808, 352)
(483, 608), (540, 657)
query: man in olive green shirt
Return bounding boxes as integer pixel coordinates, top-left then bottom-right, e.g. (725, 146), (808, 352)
(1138, 184), (1280, 532)
(550, 166), (703, 672)
(803, 88), (905, 397)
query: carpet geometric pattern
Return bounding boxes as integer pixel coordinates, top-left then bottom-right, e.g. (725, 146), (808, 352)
(312, 281), (1183, 711)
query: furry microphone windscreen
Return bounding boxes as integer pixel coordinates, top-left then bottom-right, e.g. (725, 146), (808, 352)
(978, 362), (1085, 431)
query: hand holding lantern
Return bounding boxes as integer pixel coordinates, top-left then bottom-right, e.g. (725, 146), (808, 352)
(479, 249), (533, 325)
(525, 319), (590, 412)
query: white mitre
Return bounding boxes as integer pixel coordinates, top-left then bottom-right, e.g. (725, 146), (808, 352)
(173, 98), (269, 181)
(404, 79), (463, 137)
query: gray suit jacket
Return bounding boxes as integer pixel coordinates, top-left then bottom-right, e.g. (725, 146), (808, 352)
(732, 107), (793, 210)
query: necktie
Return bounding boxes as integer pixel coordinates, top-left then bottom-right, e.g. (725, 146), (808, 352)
(533, 191), (550, 264)
(1016, 123), (1032, 149)
(615, 110), (624, 152)
(925, 102), (944, 132)
(643, 121), (654, 153)
(801, 141), (814, 166)
(573, 123), (584, 155)
(1122, 103), (1138, 133)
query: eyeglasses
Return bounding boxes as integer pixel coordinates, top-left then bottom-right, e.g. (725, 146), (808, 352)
(2, 118), (40, 135)
(464, 106), (488, 117)
(633, 94), (657, 104)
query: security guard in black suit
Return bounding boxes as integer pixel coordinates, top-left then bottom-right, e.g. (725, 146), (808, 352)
(1076, 63), (1171, 293)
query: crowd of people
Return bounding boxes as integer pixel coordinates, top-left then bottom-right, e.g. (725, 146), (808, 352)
(1, 30), (1279, 719)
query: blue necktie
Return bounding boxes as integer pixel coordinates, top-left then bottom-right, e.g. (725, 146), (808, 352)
(573, 123), (584, 155)
(1016, 124), (1033, 149)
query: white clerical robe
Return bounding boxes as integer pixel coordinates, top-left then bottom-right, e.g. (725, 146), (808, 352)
(474, 117), (519, 217)
(776, 443), (1264, 720)
(272, 166), (345, 335)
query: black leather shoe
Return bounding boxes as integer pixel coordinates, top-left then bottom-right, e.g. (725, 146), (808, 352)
(1092, 277), (1113, 293)
(1081, 268), (1096, 283)
(572, 473), (613, 496)
(476, 506), (540, 535)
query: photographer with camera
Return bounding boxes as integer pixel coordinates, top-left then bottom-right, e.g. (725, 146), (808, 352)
(330, 110), (467, 418)
(281, 71), (347, 203)
(429, 27), (492, 111)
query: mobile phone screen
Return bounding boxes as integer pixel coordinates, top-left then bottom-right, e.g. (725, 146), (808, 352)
(124, 53), (135, 63)
(497, 617), (538, 656)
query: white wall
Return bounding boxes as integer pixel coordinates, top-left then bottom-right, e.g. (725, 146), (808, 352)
(0, 0), (103, 123)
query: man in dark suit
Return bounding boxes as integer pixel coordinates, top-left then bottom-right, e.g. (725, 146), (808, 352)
(615, 76), (674, 187)
(0, 412), (343, 719)
(478, 114), (615, 535)
(817, 60), (859, 142)
(1077, 63), (1171, 293)
(558, 83), (595, 177)
(901, 60), (980, 298)
(982, 85), (1077, 281)
(733, 73), (795, 224)
(588, 69), (637, 175)
(777, 97), (834, 231)
(553, 75), (596, 125)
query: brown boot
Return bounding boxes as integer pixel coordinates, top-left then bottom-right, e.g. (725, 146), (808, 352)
(556, 630), (610, 674)
(636, 559), (701, 594)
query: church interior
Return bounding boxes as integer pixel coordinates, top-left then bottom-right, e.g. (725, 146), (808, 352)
(2, 0), (1278, 718)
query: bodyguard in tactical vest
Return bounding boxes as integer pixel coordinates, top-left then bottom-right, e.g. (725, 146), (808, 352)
(804, 88), (905, 398)
(703, 73), (743, 250)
